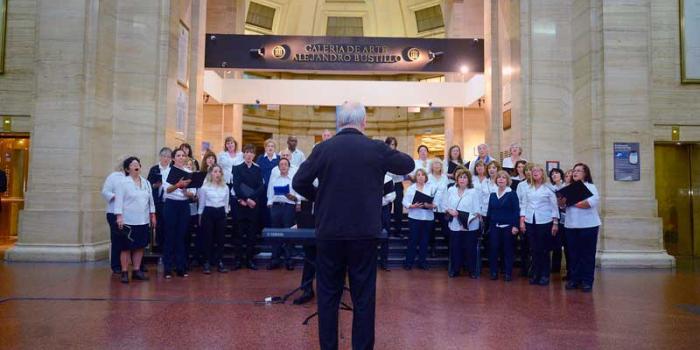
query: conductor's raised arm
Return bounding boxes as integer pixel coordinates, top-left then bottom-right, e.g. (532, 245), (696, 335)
(382, 144), (414, 176)
(292, 147), (319, 202)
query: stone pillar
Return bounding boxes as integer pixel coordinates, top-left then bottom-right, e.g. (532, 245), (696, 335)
(484, 0), (502, 152)
(7, 0), (169, 261)
(595, 0), (673, 267)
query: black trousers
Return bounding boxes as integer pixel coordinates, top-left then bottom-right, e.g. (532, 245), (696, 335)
(391, 182), (404, 235)
(551, 225), (569, 274)
(566, 226), (599, 286)
(317, 239), (377, 350)
(153, 201), (165, 250)
(526, 221), (553, 280)
(269, 202), (296, 264)
(201, 206), (227, 265)
(106, 213), (121, 273)
(297, 201), (316, 292)
(379, 205), (390, 265)
(236, 204), (259, 263)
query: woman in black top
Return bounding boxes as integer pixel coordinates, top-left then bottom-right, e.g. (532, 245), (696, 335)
(445, 145), (465, 185)
(486, 170), (520, 281)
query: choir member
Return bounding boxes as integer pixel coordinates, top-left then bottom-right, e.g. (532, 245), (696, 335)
(101, 159), (126, 274)
(179, 143), (200, 171)
(162, 148), (194, 278)
(548, 168), (569, 278)
(445, 145), (465, 185)
(232, 144), (265, 270)
(198, 164), (230, 274)
(519, 164), (559, 286)
(410, 145), (431, 181)
(287, 135), (306, 168)
(379, 174), (396, 271)
(257, 139), (279, 229)
(114, 157), (156, 283)
(502, 143), (526, 169)
(467, 144), (495, 174)
(402, 169), (438, 270)
(428, 158), (449, 258)
(486, 170), (520, 281)
(443, 168), (481, 278)
(266, 158), (300, 270)
(560, 163), (601, 293)
(385, 137), (406, 238)
(200, 150), (217, 173)
(146, 147), (172, 251)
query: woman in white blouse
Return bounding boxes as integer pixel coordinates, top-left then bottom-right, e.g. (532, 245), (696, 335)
(162, 148), (195, 279)
(428, 158), (449, 258)
(114, 157), (156, 283)
(502, 143), (526, 169)
(410, 145), (431, 181)
(559, 163), (601, 293)
(218, 136), (244, 226)
(515, 163), (532, 277)
(101, 159), (126, 274)
(402, 169), (437, 270)
(443, 168), (482, 278)
(519, 164), (559, 286)
(266, 158), (301, 271)
(198, 164), (230, 274)
(548, 168), (569, 278)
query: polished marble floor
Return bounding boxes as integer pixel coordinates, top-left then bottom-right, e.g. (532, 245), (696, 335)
(0, 261), (699, 350)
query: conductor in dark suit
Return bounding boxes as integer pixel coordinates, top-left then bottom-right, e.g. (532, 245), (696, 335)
(293, 101), (414, 350)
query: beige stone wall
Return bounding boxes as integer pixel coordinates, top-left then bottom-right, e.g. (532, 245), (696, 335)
(650, 0), (700, 131)
(0, 0), (36, 132)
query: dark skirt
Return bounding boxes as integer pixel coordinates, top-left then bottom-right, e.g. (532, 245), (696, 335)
(116, 224), (149, 251)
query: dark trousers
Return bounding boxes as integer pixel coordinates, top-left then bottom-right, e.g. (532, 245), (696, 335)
(449, 229), (478, 275)
(518, 230), (530, 275)
(391, 182), (404, 235)
(489, 224), (515, 276)
(154, 201), (165, 250)
(430, 214), (449, 253)
(236, 205), (259, 263)
(551, 226), (569, 274)
(297, 201), (316, 293)
(405, 218), (433, 267)
(379, 205), (390, 265)
(526, 221), (553, 280)
(201, 206), (226, 265)
(106, 213), (121, 273)
(566, 226), (599, 286)
(317, 239), (377, 350)
(163, 199), (190, 273)
(186, 214), (198, 268)
(270, 203), (296, 264)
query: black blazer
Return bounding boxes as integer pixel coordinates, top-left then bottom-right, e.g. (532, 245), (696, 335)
(486, 190), (520, 227)
(293, 128), (414, 240)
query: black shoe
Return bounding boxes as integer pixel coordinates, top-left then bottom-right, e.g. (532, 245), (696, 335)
(504, 274), (512, 282)
(469, 273), (478, 279)
(565, 281), (579, 290)
(538, 277), (550, 286)
(246, 262), (258, 271)
(529, 277), (538, 285)
(132, 270), (149, 281)
(202, 263), (212, 274)
(232, 261), (242, 271)
(120, 271), (129, 284)
(293, 291), (315, 305)
(112, 270), (121, 276)
(176, 270), (189, 277)
(285, 262), (295, 271)
(267, 261), (281, 270)
(164, 271), (173, 279)
(419, 264), (430, 270)
(580, 283), (593, 292)
(448, 271), (458, 278)
(379, 263), (390, 271)
(217, 262), (229, 273)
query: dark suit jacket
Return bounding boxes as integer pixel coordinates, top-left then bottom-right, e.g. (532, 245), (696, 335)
(293, 128), (414, 240)
(0, 170), (6, 193)
(486, 190), (520, 227)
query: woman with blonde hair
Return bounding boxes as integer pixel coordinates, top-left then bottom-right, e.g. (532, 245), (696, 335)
(402, 168), (438, 270)
(428, 158), (449, 258)
(486, 170), (520, 281)
(519, 164), (559, 285)
(197, 164), (230, 274)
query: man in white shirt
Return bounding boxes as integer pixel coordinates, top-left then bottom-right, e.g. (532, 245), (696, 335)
(468, 143), (494, 174)
(287, 135), (306, 167)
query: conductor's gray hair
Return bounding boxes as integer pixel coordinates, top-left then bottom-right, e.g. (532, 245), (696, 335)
(336, 101), (366, 129)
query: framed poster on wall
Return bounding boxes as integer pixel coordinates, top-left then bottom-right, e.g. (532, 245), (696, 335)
(177, 19), (190, 88)
(176, 88), (188, 136)
(680, 0), (700, 83)
(0, 0), (7, 74)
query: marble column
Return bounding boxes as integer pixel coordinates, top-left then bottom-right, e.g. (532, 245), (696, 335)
(595, 0), (673, 267)
(484, 0), (502, 151)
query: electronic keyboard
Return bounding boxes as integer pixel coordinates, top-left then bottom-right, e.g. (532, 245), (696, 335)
(262, 228), (388, 245)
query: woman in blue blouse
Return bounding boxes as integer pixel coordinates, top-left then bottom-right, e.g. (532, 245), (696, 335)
(486, 170), (520, 281)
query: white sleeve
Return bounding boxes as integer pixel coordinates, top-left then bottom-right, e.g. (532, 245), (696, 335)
(113, 182), (125, 215)
(383, 191), (396, 207)
(101, 174), (117, 203)
(586, 183), (600, 210)
(402, 186), (415, 209)
(267, 178), (275, 206)
(198, 187), (206, 215)
(549, 190), (560, 219)
(147, 182), (155, 214)
(225, 188), (231, 213)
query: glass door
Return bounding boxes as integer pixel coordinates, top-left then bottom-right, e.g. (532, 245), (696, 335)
(0, 134), (30, 242)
